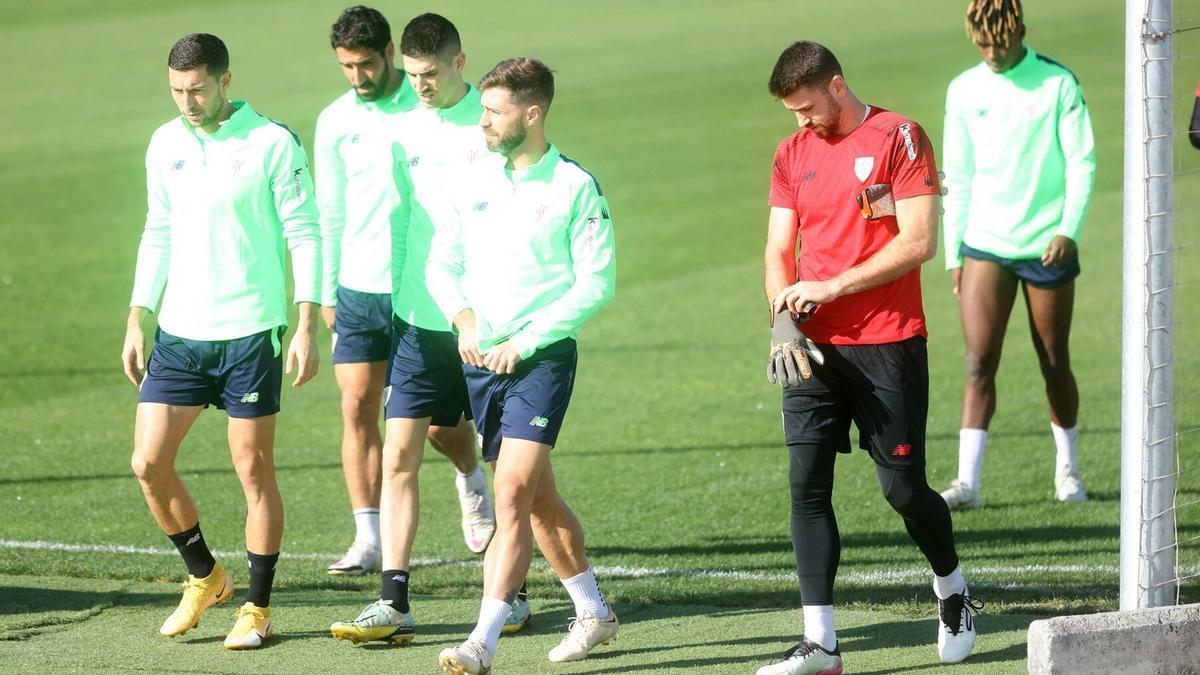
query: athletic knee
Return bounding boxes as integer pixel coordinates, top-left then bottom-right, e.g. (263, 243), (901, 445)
(493, 481), (533, 523)
(1035, 349), (1073, 380)
(340, 392), (380, 427)
(963, 350), (998, 385)
(382, 444), (422, 476)
(231, 453), (274, 491)
(879, 469), (933, 516)
(130, 451), (171, 484)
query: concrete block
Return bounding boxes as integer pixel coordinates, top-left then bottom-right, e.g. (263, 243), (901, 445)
(1027, 603), (1200, 674)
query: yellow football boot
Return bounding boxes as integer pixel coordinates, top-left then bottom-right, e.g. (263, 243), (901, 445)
(224, 602), (273, 649)
(159, 563), (234, 637)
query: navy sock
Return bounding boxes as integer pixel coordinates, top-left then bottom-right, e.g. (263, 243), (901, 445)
(381, 569), (410, 613)
(167, 523), (216, 578)
(245, 551), (279, 608)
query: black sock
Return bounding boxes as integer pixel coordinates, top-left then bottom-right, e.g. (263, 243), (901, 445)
(517, 580), (528, 602)
(167, 523), (216, 578)
(245, 551), (279, 608)
(381, 570), (410, 613)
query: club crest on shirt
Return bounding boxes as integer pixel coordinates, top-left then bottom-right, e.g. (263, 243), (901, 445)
(466, 148), (479, 164)
(854, 156), (874, 182)
(534, 203), (547, 219)
(231, 159), (244, 176)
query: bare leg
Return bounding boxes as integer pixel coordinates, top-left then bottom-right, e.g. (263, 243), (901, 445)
(529, 460), (589, 580)
(483, 439), (553, 602)
(227, 415), (283, 554)
(958, 257), (1020, 430)
(130, 402), (205, 533)
(428, 416), (480, 474)
(334, 361), (388, 511)
(1022, 282), (1079, 428)
(381, 417), (432, 571)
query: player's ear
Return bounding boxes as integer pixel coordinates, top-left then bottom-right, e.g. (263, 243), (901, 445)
(454, 51), (466, 73)
(525, 103), (542, 126)
(384, 41), (396, 65)
(219, 70), (232, 91)
(828, 74), (845, 96)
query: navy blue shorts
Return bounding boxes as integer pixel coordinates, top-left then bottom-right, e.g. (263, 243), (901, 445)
(961, 243), (1080, 289)
(782, 336), (928, 470)
(463, 338), (577, 463)
(139, 327), (284, 419)
(384, 318), (472, 427)
(332, 286), (394, 364)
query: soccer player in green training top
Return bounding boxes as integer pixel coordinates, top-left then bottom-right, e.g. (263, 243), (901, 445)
(329, 12), (536, 645)
(430, 58), (617, 674)
(315, 5), (494, 580)
(121, 33), (321, 650)
(939, 0), (1096, 511)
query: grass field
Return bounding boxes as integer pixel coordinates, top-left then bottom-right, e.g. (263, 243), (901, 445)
(1, 0), (1197, 672)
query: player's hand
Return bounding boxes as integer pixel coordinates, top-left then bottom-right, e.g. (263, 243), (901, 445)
(286, 322), (319, 387)
(1041, 235), (1077, 268)
(950, 267), (962, 299)
(453, 309), (485, 367)
(321, 306), (335, 329)
(771, 279), (836, 317)
(483, 341), (522, 375)
(767, 310), (825, 388)
(121, 318), (146, 387)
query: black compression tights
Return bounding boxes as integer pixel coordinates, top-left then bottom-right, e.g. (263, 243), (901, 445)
(789, 443), (960, 605)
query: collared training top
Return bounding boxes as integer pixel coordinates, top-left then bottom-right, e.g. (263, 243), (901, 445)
(393, 85), (491, 332)
(769, 107), (940, 345)
(427, 144), (616, 359)
(314, 78), (419, 305)
(942, 47), (1096, 268)
(130, 100), (321, 341)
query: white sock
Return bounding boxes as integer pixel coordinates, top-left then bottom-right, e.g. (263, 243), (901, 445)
(956, 428), (988, 490)
(561, 566), (610, 618)
(456, 466), (487, 494)
(353, 508), (380, 549)
(933, 567), (967, 599)
(467, 596), (510, 655)
(802, 605), (836, 652)
(1051, 423), (1079, 470)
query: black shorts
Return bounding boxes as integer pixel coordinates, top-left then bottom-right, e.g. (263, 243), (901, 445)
(781, 336), (928, 470)
(961, 243), (1080, 289)
(384, 318), (473, 427)
(331, 286), (394, 364)
(463, 338), (577, 463)
(139, 327), (284, 419)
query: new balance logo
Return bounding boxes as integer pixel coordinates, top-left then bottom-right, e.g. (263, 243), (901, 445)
(473, 201), (489, 211)
(240, 392), (260, 403)
(170, 160), (185, 171)
(185, 533), (201, 546)
(529, 416), (549, 428)
(408, 156), (421, 167)
(892, 443), (912, 457)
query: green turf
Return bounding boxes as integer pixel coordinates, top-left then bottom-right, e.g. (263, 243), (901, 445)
(0, 0), (1196, 672)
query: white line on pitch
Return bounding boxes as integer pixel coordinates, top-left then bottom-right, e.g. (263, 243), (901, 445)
(0, 538), (1158, 589)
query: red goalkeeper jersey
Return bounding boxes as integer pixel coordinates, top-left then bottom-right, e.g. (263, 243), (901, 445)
(769, 107), (941, 345)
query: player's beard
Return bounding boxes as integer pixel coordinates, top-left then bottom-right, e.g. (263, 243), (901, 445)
(187, 91), (229, 130)
(486, 121), (527, 156)
(810, 94), (843, 138)
(356, 67), (390, 102)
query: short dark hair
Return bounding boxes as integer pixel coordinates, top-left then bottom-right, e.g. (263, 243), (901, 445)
(400, 13), (461, 59)
(479, 57), (555, 111)
(168, 33), (229, 75)
(768, 41), (843, 98)
(330, 5), (391, 53)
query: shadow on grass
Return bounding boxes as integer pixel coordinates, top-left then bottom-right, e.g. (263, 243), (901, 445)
(547, 605), (1032, 674)
(0, 461), (343, 487)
